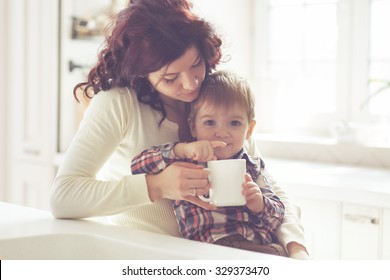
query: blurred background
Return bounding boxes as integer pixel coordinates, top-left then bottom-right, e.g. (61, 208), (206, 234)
(1, 0), (390, 259)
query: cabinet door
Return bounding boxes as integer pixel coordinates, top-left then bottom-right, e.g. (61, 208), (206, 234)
(291, 196), (341, 259)
(8, 0), (58, 163)
(6, 0), (59, 209)
(341, 203), (380, 259)
(383, 208), (390, 259)
(8, 162), (55, 210)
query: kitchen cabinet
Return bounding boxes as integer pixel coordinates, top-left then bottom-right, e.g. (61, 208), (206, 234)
(292, 197), (385, 260)
(266, 158), (390, 259)
(3, 0), (122, 210)
(341, 203), (380, 259)
(290, 196), (341, 259)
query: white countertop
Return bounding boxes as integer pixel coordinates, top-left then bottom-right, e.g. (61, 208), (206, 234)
(266, 158), (390, 208)
(0, 202), (282, 260)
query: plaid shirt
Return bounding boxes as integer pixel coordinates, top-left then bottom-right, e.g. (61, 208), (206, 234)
(131, 142), (285, 244)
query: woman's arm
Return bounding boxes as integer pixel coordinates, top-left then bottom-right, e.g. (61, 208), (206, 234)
(245, 137), (309, 259)
(50, 89), (151, 218)
(271, 179), (309, 259)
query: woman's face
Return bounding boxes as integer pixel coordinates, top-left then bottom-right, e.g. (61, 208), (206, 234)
(147, 46), (206, 103)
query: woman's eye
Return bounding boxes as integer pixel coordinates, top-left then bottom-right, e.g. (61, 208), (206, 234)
(204, 120), (215, 126)
(192, 57), (204, 68)
(164, 77), (178, 84)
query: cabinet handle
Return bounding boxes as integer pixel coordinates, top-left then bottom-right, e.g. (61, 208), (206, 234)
(344, 214), (379, 225)
(24, 149), (40, 156)
(68, 60), (90, 72)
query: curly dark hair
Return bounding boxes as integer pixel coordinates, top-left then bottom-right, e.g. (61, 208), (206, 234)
(74, 0), (222, 123)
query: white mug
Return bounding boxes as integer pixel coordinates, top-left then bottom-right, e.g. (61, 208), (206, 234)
(200, 159), (246, 207)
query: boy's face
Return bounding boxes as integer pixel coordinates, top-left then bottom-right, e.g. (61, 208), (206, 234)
(189, 103), (256, 160)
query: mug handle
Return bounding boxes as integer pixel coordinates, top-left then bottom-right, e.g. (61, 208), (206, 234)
(198, 193), (213, 202)
(198, 167), (214, 202)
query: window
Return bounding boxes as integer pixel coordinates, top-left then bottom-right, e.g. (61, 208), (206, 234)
(253, 0), (390, 146)
(369, 0), (390, 116)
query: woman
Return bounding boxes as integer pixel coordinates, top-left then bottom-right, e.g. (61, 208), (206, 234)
(50, 0), (308, 259)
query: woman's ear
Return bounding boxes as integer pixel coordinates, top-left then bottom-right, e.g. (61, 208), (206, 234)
(187, 118), (197, 138)
(246, 120), (256, 139)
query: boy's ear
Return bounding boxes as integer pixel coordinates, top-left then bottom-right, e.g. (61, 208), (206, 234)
(187, 118), (197, 138)
(246, 120), (256, 139)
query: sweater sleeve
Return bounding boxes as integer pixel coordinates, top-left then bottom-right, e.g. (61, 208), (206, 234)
(271, 173), (307, 250)
(245, 136), (307, 251)
(50, 88), (152, 218)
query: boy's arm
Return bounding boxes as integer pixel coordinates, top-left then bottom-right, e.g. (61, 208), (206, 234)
(131, 142), (178, 175)
(174, 140), (226, 161)
(247, 173), (285, 233)
(131, 140), (225, 175)
(172, 142), (193, 159)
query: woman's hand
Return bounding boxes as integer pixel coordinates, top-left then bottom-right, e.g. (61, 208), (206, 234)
(287, 242), (310, 259)
(145, 161), (216, 210)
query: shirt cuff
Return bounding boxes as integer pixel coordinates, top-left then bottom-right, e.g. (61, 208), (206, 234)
(160, 142), (180, 164)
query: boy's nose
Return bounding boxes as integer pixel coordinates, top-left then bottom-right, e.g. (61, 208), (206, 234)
(215, 128), (229, 138)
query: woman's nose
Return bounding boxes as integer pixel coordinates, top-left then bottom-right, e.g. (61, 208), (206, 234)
(182, 73), (198, 90)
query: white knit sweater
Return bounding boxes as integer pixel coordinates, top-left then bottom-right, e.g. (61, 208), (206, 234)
(50, 87), (306, 249)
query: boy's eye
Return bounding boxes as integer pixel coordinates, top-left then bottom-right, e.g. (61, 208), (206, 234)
(204, 120), (216, 126)
(230, 120), (242, 127)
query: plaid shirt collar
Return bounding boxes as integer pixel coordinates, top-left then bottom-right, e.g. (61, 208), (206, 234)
(232, 148), (262, 181)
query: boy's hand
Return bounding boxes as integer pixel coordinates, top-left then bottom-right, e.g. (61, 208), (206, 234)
(174, 140), (226, 161)
(242, 173), (264, 214)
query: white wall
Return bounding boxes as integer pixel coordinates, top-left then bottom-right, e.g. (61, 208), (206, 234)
(193, 0), (253, 79)
(0, 0), (7, 200)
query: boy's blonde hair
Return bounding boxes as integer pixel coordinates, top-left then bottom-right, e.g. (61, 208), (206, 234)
(188, 70), (255, 122)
